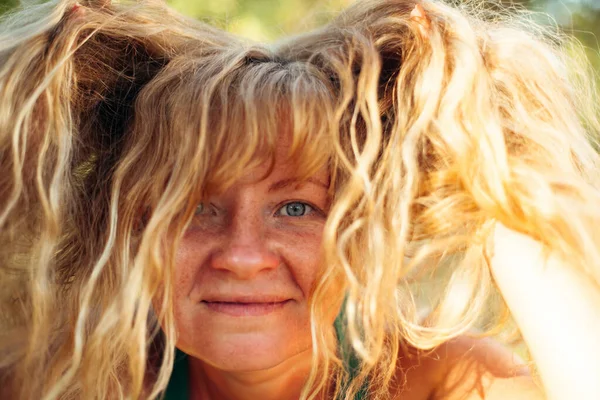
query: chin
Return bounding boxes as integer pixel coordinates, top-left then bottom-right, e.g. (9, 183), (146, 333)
(179, 323), (313, 372)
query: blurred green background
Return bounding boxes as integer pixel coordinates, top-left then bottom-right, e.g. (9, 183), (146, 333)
(172, 0), (600, 72)
(0, 0), (597, 73)
(163, 0), (600, 73)
(1, 1), (599, 68)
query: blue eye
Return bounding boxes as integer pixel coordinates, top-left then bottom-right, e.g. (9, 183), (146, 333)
(278, 202), (313, 217)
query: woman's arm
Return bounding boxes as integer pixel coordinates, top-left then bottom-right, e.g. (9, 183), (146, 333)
(489, 223), (600, 400)
(424, 223), (599, 400)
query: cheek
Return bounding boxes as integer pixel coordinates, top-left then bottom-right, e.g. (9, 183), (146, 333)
(150, 236), (205, 338)
(283, 229), (345, 325)
(274, 225), (345, 327)
(173, 239), (196, 293)
(274, 226), (324, 295)
(172, 232), (214, 302)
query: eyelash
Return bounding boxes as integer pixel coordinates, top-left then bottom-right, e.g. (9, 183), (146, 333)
(274, 201), (317, 218)
(194, 201), (323, 218)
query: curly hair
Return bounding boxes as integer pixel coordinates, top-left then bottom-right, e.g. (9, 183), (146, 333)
(1, 1), (598, 399)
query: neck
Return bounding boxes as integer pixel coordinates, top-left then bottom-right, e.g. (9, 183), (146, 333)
(189, 349), (321, 400)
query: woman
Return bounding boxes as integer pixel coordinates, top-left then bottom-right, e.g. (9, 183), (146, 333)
(1, 0), (599, 399)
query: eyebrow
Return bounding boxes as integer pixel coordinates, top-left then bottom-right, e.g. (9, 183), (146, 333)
(268, 177), (329, 193)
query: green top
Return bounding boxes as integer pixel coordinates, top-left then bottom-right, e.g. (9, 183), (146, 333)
(164, 350), (190, 400)
(164, 311), (368, 400)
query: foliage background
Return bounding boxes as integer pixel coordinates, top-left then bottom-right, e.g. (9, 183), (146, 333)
(167, 0), (600, 77)
(1, 0), (597, 70)
(1, 1), (599, 52)
(166, 0), (600, 75)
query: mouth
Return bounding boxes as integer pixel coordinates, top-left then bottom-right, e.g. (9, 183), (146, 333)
(200, 299), (292, 317)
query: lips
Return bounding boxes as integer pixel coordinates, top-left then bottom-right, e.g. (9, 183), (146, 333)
(202, 294), (290, 303)
(200, 296), (292, 317)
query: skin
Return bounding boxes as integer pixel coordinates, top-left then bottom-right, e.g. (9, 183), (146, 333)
(173, 134), (339, 400)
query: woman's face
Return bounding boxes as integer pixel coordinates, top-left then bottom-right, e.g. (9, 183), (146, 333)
(173, 136), (333, 371)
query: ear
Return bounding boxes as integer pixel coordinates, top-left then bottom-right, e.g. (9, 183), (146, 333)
(410, 4), (430, 38)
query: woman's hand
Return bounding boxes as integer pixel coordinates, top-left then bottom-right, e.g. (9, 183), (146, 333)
(488, 222), (600, 400)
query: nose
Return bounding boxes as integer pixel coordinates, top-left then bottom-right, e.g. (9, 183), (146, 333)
(209, 212), (280, 279)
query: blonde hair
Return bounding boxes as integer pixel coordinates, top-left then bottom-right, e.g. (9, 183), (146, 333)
(1, 0), (599, 399)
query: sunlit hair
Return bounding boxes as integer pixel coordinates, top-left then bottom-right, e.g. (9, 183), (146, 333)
(1, 0), (599, 399)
